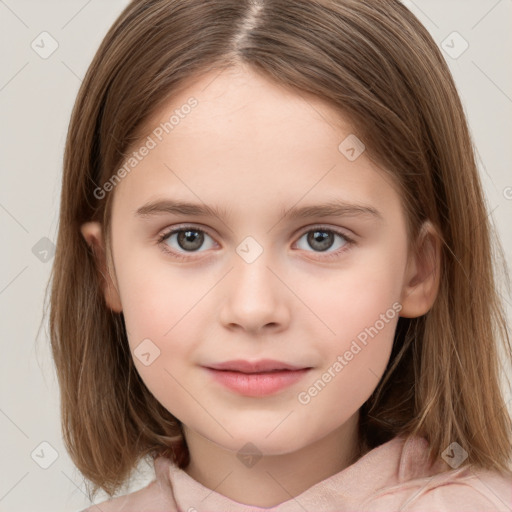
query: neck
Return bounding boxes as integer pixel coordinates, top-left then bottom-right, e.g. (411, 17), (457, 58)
(182, 411), (361, 508)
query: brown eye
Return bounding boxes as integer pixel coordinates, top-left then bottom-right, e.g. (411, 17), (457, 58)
(175, 229), (205, 251)
(306, 230), (336, 251)
(295, 227), (354, 260)
(158, 226), (217, 260)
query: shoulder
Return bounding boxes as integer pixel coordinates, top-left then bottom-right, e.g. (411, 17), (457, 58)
(79, 457), (180, 512)
(401, 437), (512, 511)
(360, 465), (512, 512)
(78, 480), (161, 512)
(359, 436), (512, 511)
(399, 467), (512, 512)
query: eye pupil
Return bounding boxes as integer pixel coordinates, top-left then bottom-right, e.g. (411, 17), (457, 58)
(307, 230), (334, 252)
(177, 230), (204, 251)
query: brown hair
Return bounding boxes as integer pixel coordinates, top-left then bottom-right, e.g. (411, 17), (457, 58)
(45, 0), (512, 500)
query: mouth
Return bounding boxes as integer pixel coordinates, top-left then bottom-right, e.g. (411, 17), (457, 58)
(205, 358), (311, 373)
(202, 359), (312, 396)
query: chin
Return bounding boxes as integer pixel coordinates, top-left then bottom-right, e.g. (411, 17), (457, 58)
(202, 425), (310, 456)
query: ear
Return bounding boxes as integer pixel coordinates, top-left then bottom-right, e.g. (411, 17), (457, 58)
(80, 221), (123, 313)
(399, 220), (441, 318)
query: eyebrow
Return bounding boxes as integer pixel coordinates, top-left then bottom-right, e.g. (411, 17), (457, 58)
(135, 198), (382, 222)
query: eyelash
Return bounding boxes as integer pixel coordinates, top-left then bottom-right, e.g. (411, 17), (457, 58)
(156, 224), (356, 261)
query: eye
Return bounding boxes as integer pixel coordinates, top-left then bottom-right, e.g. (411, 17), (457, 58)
(157, 225), (217, 260)
(294, 226), (354, 260)
(157, 224), (355, 261)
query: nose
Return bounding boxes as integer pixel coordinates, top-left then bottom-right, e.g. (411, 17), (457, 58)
(218, 250), (290, 335)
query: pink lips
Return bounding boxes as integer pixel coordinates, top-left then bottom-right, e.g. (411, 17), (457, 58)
(203, 359), (312, 397)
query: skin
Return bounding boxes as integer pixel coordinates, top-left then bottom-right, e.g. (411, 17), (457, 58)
(81, 63), (440, 507)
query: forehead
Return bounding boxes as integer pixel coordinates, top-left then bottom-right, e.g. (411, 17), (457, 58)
(134, 64), (352, 155)
(111, 65), (402, 223)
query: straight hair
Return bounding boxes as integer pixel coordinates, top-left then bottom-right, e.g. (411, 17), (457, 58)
(46, 0), (512, 499)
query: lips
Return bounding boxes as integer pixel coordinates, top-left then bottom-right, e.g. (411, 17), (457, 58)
(202, 359), (312, 396)
(205, 359), (309, 373)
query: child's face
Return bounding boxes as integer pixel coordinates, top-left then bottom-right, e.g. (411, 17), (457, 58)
(103, 65), (416, 456)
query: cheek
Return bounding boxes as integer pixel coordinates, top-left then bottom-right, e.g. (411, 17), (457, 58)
(117, 264), (203, 418)
(298, 248), (405, 345)
(293, 250), (403, 408)
(117, 251), (200, 340)
(296, 279), (399, 422)
(116, 257), (214, 382)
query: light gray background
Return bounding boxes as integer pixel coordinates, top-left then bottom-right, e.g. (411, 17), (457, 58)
(0, 1), (511, 511)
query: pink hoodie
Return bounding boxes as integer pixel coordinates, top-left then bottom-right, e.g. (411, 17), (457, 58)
(81, 435), (512, 511)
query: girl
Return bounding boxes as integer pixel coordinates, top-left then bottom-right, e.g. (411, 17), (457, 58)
(48, 0), (512, 510)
